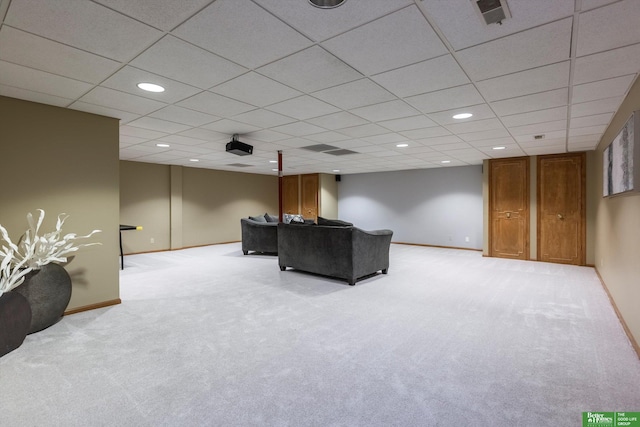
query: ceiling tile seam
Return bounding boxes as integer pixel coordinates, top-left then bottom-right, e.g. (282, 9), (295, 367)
(564, 6), (581, 153)
(0, 0), (10, 22)
(453, 16), (575, 54)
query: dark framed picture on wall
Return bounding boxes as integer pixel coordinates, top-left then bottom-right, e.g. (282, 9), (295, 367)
(603, 110), (640, 197)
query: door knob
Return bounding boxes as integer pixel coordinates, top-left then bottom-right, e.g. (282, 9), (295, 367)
(506, 212), (511, 218)
(557, 213), (564, 220)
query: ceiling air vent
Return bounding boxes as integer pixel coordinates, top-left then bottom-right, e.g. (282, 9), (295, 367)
(473, 0), (511, 25)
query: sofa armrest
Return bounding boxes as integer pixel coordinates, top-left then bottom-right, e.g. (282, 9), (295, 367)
(352, 228), (393, 279)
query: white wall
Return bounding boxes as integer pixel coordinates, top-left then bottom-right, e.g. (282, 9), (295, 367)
(338, 166), (483, 249)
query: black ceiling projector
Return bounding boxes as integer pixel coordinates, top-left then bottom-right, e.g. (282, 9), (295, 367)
(226, 134), (253, 156)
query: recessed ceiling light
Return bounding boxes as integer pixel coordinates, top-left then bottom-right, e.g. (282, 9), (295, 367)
(452, 113), (473, 119)
(156, 143), (170, 148)
(269, 160), (278, 163)
(441, 160), (451, 164)
(272, 168), (278, 172)
(189, 159), (199, 162)
(137, 82), (165, 93)
(396, 143), (409, 148)
(332, 169), (340, 172)
(308, 0), (347, 8)
(493, 146), (506, 150)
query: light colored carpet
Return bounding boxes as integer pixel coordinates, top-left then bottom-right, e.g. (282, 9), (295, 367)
(1, 243), (639, 426)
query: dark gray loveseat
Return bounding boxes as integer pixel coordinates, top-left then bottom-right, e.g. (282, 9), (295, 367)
(277, 222), (393, 286)
(241, 217), (278, 255)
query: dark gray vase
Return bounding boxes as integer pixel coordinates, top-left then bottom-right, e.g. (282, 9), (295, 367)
(14, 263), (72, 334)
(0, 291), (32, 357)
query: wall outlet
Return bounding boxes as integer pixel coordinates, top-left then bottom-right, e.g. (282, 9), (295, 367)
(150, 238), (155, 244)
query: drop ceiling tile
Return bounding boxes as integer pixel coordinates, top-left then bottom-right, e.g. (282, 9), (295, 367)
(419, 0), (574, 50)
(372, 55), (470, 98)
(378, 115), (438, 132)
(271, 122), (327, 137)
(148, 105), (219, 127)
(322, 5), (447, 75)
(101, 66), (201, 103)
(93, 0), (213, 31)
(257, 0), (413, 42)
(173, 0), (311, 69)
(120, 135), (147, 145)
(446, 118), (504, 135)
(570, 97), (623, 118)
(429, 142), (473, 152)
(458, 128), (511, 142)
(405, 85), (485, 114)
(201, 119), (261, 135)
(306, 112), (368, 130)
(0, 27), (121, 85)
(69, 102), (140, 123)
(574, 43), (640, 84)
(466, 137), (516, 148)
(361, 133), (410, 145)
(0, 84), (73, 107)
(178, 128), (227, 142)
(79, 86), (168, 116)
(570, 113), (614, 129)
(311, 79), (395, 110)
(428, 104), (496, 126)
(156, 135), (208, 146)
(568, 125), (607, 137)
(4, 0), (162, 61)
(577, 0), (640, 57)
(303, 131), (351, 143)
(524, 145), (567, 155)
(176, 92), (256, 117)
(351, 100), (420, 122)
(400, 127), (452, 140)
(476, 61), (570, 102)
(514, 131), (567, 143)
(244, 130), (291, 143)
(120, 125), (168, 140)
(571, 75), (635, 104)
(457, 19), (572, 81)
(266, 95), (340, 120)
(416, 135), (464, 146)
(491, 89), (568, 117)
(509, 120), (567, 136)
(258, 46), (362, 93)
(232, 109), (296, 128)
(210, 72), (302, 108)
(338, 123), (389, 138)
(131, 36), (247, 90)
(0, 60), (93, 100)
(501, 107), (568, 128)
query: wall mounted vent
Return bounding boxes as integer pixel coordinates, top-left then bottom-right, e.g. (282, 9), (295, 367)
(473, 0), (511, 25)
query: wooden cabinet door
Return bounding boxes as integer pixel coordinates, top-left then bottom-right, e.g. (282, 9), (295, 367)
(282, 175), (299, 215)
(489, 157), (530, 260)
(300, 173), (318, 221)
(537, 153), (585, 265)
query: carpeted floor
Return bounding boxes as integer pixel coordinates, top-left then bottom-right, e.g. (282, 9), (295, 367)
(1, 243), (639, 426)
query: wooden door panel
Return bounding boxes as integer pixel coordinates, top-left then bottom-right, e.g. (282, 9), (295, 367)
(282, 175), (299, 215)
(537, 153), (585, 265)
(489, 157), (529, 260)
(300, 173), (318, 221)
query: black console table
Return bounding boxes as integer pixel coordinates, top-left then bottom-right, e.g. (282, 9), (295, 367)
(119, 224), (141, 270)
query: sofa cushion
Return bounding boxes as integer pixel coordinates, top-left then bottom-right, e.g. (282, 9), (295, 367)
(264, 213), (279, 223)
(317, 216), (353, 227)
(249, 214), (267, 223)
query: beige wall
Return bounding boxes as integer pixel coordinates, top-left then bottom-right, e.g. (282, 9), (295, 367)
(594, 75), (640, 346)
(120, 161), (278, 252)
(0, 96), (120, 311)
(119, 161), (171, 253)
(319, 173), (339, 218)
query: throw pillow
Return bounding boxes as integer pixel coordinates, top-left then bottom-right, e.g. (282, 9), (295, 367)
(249, 215), (267, 223)
(264, 213), (279, 223)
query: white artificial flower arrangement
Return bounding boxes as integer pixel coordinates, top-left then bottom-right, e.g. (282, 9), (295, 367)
(0, 209), (101, 295)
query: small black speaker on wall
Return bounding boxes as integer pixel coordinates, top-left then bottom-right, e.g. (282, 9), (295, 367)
(335, 174), (341, 182)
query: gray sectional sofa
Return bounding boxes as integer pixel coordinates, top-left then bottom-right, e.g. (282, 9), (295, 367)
(277, 222), (393, 286)
(241, 215), (278, 255)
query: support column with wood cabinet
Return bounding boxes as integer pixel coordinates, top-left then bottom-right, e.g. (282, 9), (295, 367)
(281, 173), (338, 221)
